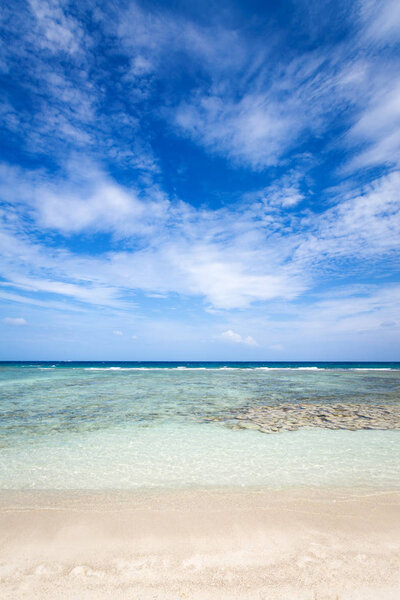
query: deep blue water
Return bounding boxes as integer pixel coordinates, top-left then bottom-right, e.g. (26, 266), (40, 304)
(1, 361), (400, 369)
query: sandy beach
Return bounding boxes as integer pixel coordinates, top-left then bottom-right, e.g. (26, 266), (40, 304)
(1, 488), (399, 599)
(1, 364), (400, 598)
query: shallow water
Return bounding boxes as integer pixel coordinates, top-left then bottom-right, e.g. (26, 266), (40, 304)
(0, 362), (399, 490)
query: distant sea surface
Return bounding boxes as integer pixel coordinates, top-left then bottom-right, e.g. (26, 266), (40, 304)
(0, 361), (399, 490)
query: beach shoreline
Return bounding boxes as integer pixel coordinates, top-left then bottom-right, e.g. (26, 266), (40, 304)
(1, 487), (399, 599)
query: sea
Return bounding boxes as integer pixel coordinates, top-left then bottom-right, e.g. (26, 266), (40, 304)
(0, 361), (399, 491)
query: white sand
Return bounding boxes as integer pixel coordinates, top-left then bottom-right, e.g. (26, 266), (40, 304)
(0, 488), (399, 599)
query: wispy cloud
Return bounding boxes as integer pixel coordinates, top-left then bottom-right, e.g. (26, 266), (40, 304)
(174, 92), (302, 169)
(347, 79), (400, 170)
(220, 329), (258, 346)
(359, 0), (400, 45)
(295, 170), (400, 264)
(2, 317), (27, 326)
(1, 0), (400, 358)
(0, 160), (399, 312)
(27, 0), (84, 55)
(0, 1), (157, 175)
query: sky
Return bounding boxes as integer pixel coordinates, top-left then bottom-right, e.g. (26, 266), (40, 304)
(0, 0), (399, 360)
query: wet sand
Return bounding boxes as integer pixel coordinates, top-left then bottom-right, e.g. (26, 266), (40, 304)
(0, 488), (399, 599)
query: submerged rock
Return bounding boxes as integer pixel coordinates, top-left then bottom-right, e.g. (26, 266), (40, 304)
(209, 403), (400, 433)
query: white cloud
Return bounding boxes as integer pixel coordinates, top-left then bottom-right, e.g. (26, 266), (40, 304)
(167, 242), (305, 309)
(220, 329), (257, 346)
(25, 163), (169, 236)
(1, 2), (159, 177)
(246, 170), (306, 209)
(205, 282), (400, 359)
(289, 285), (400, 339)
(1, 0), (400, 361)
(121, 0), (400, 174)
(295, 170), (400, 263)
(2, 317), (27, 326)
(28, 0), (83, 55)
(113, 330), (123, 336)
(175, 93), (301, 169)
(347, 80), (400, 170)
(359, 0), (400, 45)
(1, 161), (399, 314)
(0, 161), (307, 310)
(118, 3), (250, 77)
(8, 277), (122, 307)
(39, 183), (142, 234)
(4, 0), (400, 182)
(118, 3), (334, 169)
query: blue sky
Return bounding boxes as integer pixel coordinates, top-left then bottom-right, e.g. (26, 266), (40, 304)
(0, 0), (399, 360)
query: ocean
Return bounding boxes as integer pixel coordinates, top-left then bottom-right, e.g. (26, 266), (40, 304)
(1, 361), (399, 490)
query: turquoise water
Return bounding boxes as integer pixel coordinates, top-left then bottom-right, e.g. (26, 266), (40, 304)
(0, 362), (399, 490)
